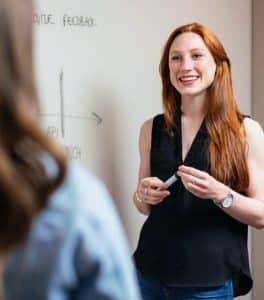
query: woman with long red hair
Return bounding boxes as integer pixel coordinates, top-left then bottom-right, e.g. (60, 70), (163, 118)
(133, 23), (264, 299)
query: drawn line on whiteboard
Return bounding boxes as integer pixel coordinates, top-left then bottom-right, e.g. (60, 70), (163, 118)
(41, 69), (103, 138)
(40, 112), (103, 126)
(59, 69), (65, 138)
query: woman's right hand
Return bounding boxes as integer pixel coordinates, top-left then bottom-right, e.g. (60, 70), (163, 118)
(136, 177), (170, 205)
(134, 118), (170, 214)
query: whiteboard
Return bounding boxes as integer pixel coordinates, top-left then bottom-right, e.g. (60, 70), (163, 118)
(34, 3), (252, 299)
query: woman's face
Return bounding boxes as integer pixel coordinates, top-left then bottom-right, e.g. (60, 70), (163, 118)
(168, 32), (216, 98)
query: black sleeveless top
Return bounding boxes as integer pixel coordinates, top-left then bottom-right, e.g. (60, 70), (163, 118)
(134, 113), (252, 297)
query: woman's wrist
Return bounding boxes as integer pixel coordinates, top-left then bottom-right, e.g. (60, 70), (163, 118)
(134, 191), (150, 215)
(212, 185), (231, 204)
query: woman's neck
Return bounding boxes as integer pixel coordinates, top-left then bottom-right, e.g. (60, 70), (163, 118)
(181, 94), (206, 119)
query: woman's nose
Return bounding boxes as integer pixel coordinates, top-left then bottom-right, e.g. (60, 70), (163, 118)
(180, 56), (193, 71)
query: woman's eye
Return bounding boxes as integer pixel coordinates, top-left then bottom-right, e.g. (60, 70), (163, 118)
(171, 55), (181, 61)
(193, 53), (203, 59)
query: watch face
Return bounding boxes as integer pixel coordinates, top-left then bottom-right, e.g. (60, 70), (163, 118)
(222, 194), (233, 208)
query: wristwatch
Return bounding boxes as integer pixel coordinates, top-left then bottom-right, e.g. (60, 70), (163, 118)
(215, 190), (234, 209)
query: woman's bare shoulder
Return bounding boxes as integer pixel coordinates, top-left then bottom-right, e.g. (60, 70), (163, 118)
(243, 117), (264, 144)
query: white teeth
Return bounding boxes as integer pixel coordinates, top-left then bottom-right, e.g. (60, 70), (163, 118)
(179, 76), (198, 82)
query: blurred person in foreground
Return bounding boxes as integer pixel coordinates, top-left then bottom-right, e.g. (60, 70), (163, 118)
(0, 0), (141, 299)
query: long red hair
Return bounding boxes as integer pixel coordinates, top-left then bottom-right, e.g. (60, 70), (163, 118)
(159, 23), (249, 191)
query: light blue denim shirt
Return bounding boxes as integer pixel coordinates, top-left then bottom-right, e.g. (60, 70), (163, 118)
(4, 162), (141, 300)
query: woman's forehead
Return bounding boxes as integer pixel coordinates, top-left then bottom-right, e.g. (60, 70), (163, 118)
(170, 32), (208, 53)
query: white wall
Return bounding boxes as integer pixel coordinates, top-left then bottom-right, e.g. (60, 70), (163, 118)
(34, 1), (252, 299)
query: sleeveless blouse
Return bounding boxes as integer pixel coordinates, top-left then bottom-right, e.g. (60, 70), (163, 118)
(134, 112), (252, 297)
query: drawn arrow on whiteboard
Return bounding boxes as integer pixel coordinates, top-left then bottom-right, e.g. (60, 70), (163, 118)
(57, 113), (103, 126)
(40, 112), (103, 126)
(41, 112), (103, 138)
(58, 69), (102, 137)
(91, 112), (102, 125)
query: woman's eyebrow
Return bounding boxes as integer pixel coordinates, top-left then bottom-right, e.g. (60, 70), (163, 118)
(170, 48), (206, 54)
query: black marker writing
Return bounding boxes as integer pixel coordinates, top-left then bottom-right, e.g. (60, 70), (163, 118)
(63, 15), (96, 27)
(64, 144), (82, 160)
(34, 13), (55, 26)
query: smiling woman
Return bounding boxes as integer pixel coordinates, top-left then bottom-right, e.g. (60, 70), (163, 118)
(168, 32), (216, 98)
(133, 22), (264, 300)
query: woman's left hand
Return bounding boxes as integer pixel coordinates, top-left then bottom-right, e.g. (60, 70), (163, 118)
(177, 165), (229, 202)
